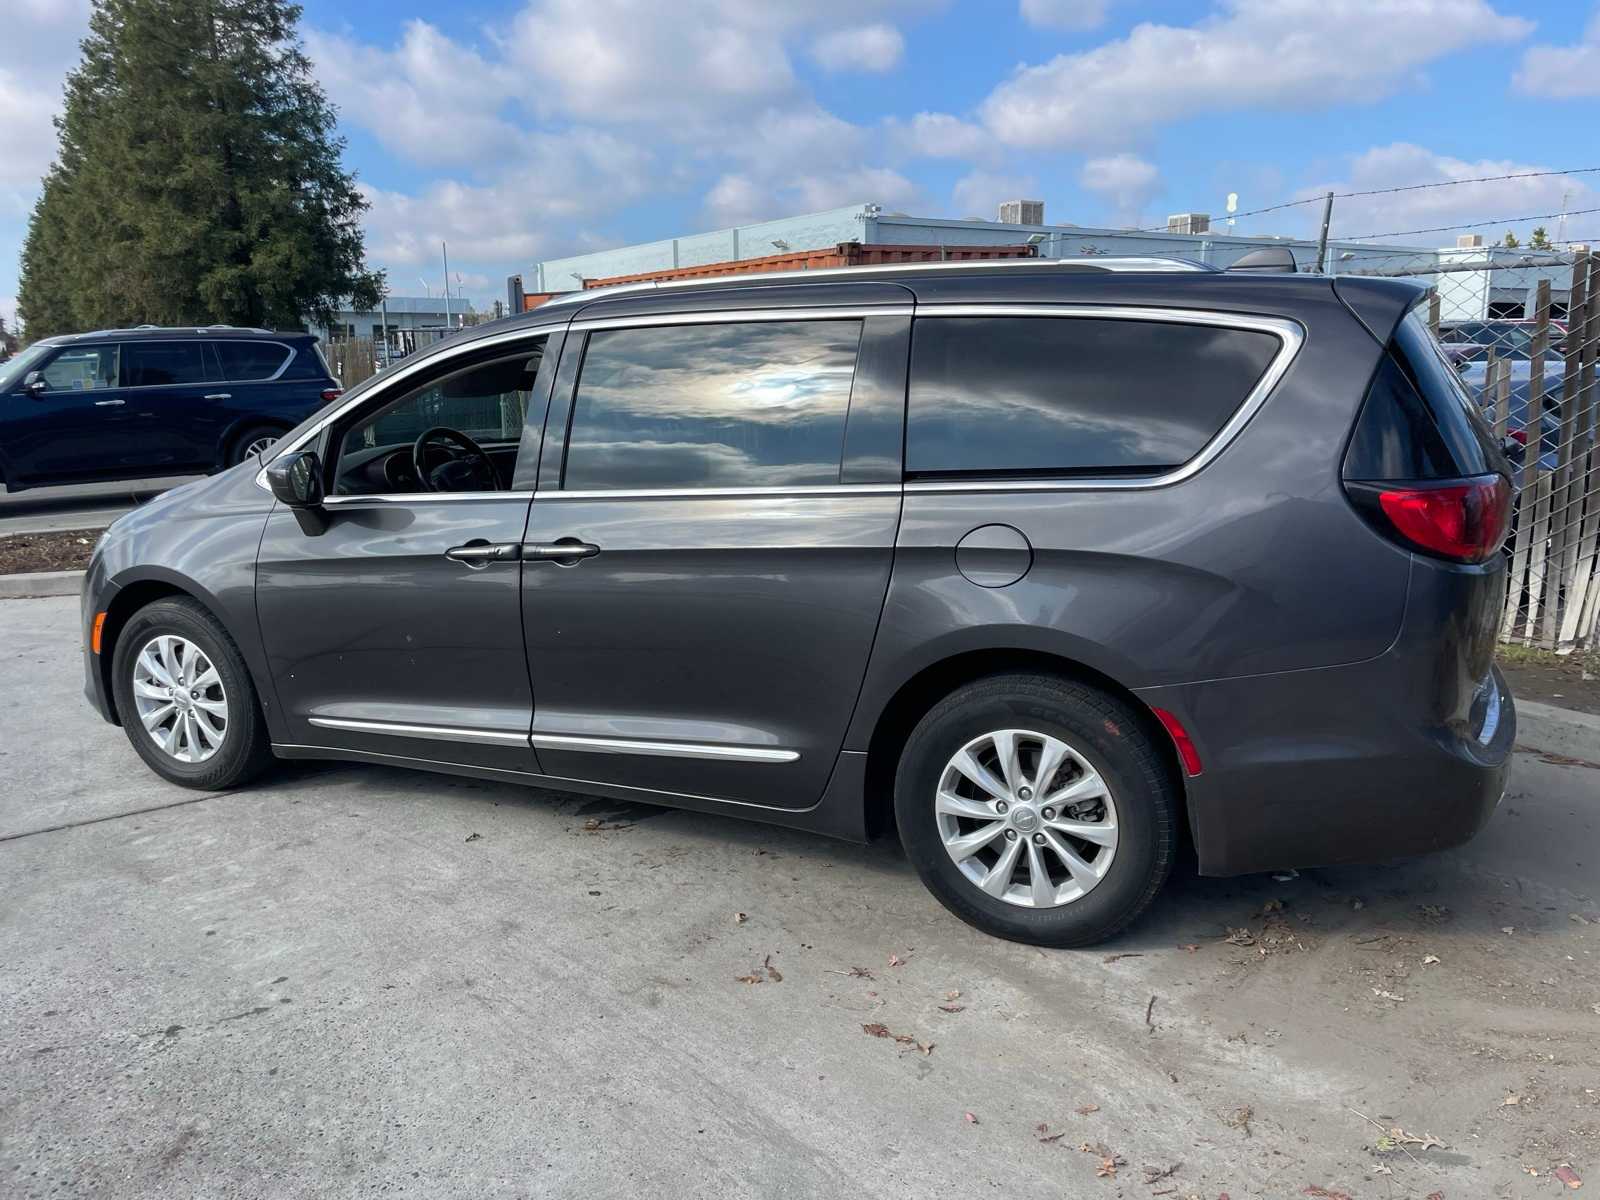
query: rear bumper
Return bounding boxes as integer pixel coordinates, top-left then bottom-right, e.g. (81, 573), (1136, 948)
(1138, 657), (1514, 877)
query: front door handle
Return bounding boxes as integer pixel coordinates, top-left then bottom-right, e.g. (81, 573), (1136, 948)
(204, 393), (232, 401)
(94, 399), (126, 407)
(524, 539), (600, 563)
(445, 540), (522, 567)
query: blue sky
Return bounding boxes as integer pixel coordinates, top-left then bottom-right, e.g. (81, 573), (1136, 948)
(4, 0), (1600, 328)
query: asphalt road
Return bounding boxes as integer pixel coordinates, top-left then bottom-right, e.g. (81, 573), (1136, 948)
(0, 476), (199, 536)
(2, 594), (1597, 1198)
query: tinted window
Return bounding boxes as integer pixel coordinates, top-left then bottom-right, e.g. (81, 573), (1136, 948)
(212, 340), (291, 380)
(1343, 356), (1463, 480)
(121, 341), (212, 387)
(1391, 311), (1496, 476)
(41, 345), (119, 391)
(563, 320), (860, 491)
(907, 316), (1280, 476)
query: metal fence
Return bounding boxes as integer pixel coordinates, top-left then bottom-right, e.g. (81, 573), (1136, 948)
(1337, 248), (1600, 651)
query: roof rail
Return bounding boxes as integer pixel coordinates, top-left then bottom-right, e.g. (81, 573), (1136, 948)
(539, 254), (1216, 309)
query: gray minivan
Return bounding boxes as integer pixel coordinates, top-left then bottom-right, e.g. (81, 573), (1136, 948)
(80, 258), (1515, 946)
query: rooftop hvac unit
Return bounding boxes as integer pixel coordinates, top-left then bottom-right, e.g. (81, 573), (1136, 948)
(999, 199), (1044, 226)
(1457, 234), (1486, 248)
(1167, 212), (1211, 235)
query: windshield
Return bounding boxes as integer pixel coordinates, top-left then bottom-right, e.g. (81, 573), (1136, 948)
(0, 342), (54, 392)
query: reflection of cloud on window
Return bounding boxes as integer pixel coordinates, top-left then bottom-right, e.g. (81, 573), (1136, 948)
(566, 321), (860, 490)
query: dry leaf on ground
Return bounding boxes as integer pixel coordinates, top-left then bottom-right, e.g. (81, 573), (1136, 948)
(1075, 1104), (1100, 1115)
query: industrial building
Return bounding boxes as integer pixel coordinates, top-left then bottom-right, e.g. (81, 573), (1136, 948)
(516, 202), (1579, 323)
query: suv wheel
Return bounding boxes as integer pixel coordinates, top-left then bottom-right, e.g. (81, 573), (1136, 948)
(111, 598), (274, 790)
(894, 673), (1177, 947)
(230, 425), (282, 466)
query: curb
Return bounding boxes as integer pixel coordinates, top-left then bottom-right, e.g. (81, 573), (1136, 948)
(0, 569), (85, 599)
(1515, 698), (1600, 759)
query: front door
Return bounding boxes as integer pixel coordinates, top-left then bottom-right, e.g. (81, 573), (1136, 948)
(256, 332), (558, 773)
(3, 342), (131, 483)
(520, 309), (909, 811)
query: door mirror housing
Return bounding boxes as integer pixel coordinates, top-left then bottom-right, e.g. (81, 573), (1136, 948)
(24, 372), (48, 397)
(265, 449), (328, 534)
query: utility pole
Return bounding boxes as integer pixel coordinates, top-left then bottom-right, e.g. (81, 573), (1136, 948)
(441, 242), (452, 330)
(1314, 192), (1334, 273)
(379, 291), (389, 367)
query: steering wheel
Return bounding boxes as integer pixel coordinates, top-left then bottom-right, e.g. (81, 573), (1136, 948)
(412, 427), (500, 493)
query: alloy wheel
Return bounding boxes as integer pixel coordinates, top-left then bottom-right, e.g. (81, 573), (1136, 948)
(244, 434), (279, 458)
(935, 728), (1119, 908)
(131, 635), (229, 763)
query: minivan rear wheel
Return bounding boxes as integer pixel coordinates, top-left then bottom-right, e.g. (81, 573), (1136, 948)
(894, 674), (1177, 947)
(111, 598), (274, 790)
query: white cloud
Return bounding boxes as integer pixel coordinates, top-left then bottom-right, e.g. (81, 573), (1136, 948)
(1019, 0), (1110, 31)
(1513, 9), (1600, 98)
(812, 23), (905, 72)
(886, 111), (995, 161)
(981, 0), (1531, 150)
(307, 23), (523, 168)
(1298, 143), (1596, 245)
(0, 0), (89, 192)
(951, 170), (1039, 220)
(1079, 153), (1161, 226)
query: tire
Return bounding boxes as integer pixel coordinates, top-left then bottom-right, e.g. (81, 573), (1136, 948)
(229, 425), (283, 467)
(893, 673), (1177, 947)
(111, 597), (274, 790)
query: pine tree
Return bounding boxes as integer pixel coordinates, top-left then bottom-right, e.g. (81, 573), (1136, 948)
(18, 0), (381, 338)
(1529, 226), (1553, 250)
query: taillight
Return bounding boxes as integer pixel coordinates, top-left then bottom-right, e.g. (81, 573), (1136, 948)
(1507, 428), (1527, 446)
(320, 387), (343, 404)
(1347, 474), (1510, 564)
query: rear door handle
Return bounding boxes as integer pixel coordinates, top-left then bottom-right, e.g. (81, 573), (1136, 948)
(94, 399), (125, 407)
(204, 393), (232, 401)
(445, 540), (522, 567)
(524, 539), (600, 563)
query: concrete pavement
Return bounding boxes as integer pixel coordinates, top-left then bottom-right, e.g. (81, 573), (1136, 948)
(0, 476), (199, 536)
(2, 594), (1597, 1198)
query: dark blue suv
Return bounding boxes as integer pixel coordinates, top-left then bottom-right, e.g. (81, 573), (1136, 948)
(0, 326), (341, 492)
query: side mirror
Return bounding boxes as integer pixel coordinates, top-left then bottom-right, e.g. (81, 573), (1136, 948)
(265, 449), (328, 534)
(24, 372), (48, 397)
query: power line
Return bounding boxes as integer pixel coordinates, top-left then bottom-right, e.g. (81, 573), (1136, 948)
(1139, 166), (1600, 235)
(1344, 206), (1600, 241)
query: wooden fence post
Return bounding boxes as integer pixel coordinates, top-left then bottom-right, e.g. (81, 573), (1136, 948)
(1558, 254), (1600, 646)
(1541, 251), (1590, 646)
(1505, 279), (1552, 641)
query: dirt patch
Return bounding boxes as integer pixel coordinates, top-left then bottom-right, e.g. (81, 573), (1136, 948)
(1499, 644), (1600, 716)
(0, 528), (100, 575)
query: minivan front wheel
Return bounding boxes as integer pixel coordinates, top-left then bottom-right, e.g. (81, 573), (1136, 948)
(894, 674), (1177, 947)
(111, 598), (273, 790)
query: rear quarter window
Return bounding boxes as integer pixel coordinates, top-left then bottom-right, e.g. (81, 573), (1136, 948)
(906, 315), (1281, 477)
(212, 340), (291, 381)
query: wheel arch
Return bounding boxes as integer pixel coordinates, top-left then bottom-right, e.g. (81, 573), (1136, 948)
(220, 419), (292, 468)
(860, 646), (1190, 843)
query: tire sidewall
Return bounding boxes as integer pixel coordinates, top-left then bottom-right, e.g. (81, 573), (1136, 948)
(111, 600), (262, 788)
(895, 681), (1172, 945)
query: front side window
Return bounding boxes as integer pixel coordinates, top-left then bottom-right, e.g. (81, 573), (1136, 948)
(41, 344), (119, 391)
(562, 320), (861, 491)
(212, 340), (291, 381)
(121, 341), (212, 387)
(333, 343), (546, 495)
(907, 316), (1281, 477)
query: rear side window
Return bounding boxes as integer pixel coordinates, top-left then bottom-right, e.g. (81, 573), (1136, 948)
(212, 340), (290, 381)
(563, 320), (861, 491)
(121, 341), (212, 387)
(906, 316), (1280, 477)
(280, 340), (330, 380)
(1345, 311), (1498, 481)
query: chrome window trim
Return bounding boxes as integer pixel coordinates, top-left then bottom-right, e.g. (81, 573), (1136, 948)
(535, 482), (901, 501)
(253, 322), (569, 490)
(323, 491), (533, 506)
(308, 716), (530, 746)
(208, 338), (296, 383)
(902, 304), (1304, 495)
(530, 732), (799, 763)
(566, 305), (909, 333)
